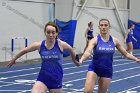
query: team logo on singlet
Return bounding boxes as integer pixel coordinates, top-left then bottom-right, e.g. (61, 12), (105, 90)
(41, 51), (59, 59)
(99, 47), (114, 51)
(41, 55), (59, 59)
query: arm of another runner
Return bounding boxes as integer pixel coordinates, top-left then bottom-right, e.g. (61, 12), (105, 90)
(132, 36), (137, 42)
(114, 37), (140, 63)
(59, 40), (81, 66)
(7, 42), (41, 67)
(80, 36), (97, 64)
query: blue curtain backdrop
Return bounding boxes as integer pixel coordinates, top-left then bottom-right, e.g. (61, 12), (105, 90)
(56, 19), (77, 57)
(128, 20), (140, 49)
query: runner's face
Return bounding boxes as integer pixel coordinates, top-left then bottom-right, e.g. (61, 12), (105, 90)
(45, 25), (57, 41)
(99, 20), (110, 34)
(132, 25), (135, 29)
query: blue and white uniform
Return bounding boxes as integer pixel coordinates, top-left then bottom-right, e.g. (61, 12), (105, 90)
(87, 27), (94, 40)
(126, 29), (133, 43)
(37, 39), (63, 89)
(88, 35), (115, 78)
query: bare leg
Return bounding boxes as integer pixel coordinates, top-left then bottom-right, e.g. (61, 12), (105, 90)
(32, 81), (48, 93)
(84, 40), (89, 52)
(50, 88), (62, 93)
(126, 42), (133, 54)
(84, 71), (98, 93)
(97, 77), (111, 93)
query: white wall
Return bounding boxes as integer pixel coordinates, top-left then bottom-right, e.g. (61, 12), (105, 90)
(0, 0), (54, 61)
(108, 0), (128, 9)
(55, 0), (73, 21)
(76, 0), (128, 9)
(129, 0), (140, 22)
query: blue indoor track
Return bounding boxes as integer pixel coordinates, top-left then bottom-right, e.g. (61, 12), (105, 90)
(0, 51), (140, 93)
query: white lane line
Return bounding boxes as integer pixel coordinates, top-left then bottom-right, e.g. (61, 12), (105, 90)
(0, 81), (34, 88)
(111, 73), (140, 83)
(0, 67), (40, 74)
(118, 86), (140, 93)
(63, 78), (86, 84)
(0, 73), (37, 80)
(64, 70), (87, 76)
(114, 62), (135, 67)
(114, 66), (140, 73)
(0, 90), (31, 92)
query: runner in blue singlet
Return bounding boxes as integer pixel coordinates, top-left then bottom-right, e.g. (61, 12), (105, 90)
(79, 19), (140, 93)
(37, 39), (63, 90)
(88, 34), (115, 78)
(7, 22), (80, 93)
(84, 21), (94, 51)
(124, 24), (136, 55)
